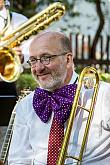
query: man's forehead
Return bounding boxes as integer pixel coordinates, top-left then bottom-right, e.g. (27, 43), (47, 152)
(34, 31), (65, 41)
(29, 31), (66, 53)
(30, 34), (58, 48)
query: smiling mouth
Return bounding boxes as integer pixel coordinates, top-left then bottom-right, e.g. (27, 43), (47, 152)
(38, 73), (49, 76)
(37, 73), (50, 80)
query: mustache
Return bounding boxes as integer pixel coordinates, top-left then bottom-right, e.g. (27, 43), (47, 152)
(36, 68), (51, 76)
(37, 73), (50, 76)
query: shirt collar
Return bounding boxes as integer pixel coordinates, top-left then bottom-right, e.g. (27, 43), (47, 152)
(69, 71), (78, 85)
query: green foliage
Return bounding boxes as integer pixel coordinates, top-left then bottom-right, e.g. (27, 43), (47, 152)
(76, 67), (110, 83)
(10, 0), (77, 18)
(85, 0), (96, 3)
(16, 73), (37, 94)
(99, 73), (110, 83)
(10, 0), (37, 18)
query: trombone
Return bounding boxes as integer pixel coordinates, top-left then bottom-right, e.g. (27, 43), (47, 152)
(57, 66), (100, 165)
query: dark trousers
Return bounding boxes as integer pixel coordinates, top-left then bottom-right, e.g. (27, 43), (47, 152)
(0, 82), (18, 126)
(0, 81), (18, 96)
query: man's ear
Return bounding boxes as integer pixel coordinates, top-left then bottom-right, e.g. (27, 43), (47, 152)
(66, 53), (73, 68)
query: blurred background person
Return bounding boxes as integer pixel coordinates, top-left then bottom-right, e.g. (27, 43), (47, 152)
(0, 0), (30, 157)
(0, 0), (30, 96)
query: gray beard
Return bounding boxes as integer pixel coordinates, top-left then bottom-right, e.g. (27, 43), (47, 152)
(33, 71), (67, 92)
(39, 74), (66, 91)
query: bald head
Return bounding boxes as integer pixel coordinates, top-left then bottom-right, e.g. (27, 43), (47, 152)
(29, 31), (72, 55)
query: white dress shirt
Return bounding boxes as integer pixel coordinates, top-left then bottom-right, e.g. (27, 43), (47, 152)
(8, 71), (110, 165)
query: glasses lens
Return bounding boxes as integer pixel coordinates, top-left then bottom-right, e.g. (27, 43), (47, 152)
(28, 59), (36, 66)
(41, 57), (50, 65)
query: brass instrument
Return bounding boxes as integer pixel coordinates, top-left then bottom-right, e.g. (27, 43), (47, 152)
(57, 66), (99, 165)
(0, 2), (65, 82)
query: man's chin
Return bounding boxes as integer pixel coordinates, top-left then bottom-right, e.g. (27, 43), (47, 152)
(38, 80), (56, 91)
(39, 80), (63, 91)
(37, 78), (52, 88)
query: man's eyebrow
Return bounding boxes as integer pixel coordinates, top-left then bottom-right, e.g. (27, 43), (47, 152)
(40, 53), (52, 56)
(29, 53), (53, 59)
(29, 56), (36, 59)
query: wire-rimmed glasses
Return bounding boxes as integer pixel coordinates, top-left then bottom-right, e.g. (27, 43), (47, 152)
(27, 52), (69, 67)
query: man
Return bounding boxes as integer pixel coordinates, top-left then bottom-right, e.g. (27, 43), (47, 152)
(8, 31), (110, 165)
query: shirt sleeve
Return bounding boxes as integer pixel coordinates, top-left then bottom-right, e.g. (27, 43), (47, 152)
(10, 12), (31, 69)
(8, 100), (34, 165)
(101, 82), (110, 131)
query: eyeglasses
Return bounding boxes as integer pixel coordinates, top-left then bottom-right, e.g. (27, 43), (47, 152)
(27, 52), (68, 67)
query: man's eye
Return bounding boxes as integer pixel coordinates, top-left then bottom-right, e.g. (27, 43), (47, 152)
(30, 59), (36, 62)
(42, 57), (49, 61)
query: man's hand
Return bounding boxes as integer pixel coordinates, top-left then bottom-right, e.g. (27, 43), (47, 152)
(13, 47), (24, 64)
(0, 160), (4, 165)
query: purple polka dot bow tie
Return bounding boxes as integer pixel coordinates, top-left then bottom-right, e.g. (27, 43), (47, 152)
(33, 83), (77, 124)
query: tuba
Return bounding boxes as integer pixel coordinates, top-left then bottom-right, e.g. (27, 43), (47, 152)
(0, 2), (65, 82)
(57, 66), (99, 165)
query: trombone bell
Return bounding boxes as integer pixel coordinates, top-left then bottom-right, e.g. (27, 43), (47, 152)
(0, 47), (21, 82)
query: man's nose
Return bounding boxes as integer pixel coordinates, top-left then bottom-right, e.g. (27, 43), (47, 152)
(33, 61), (45, 71)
